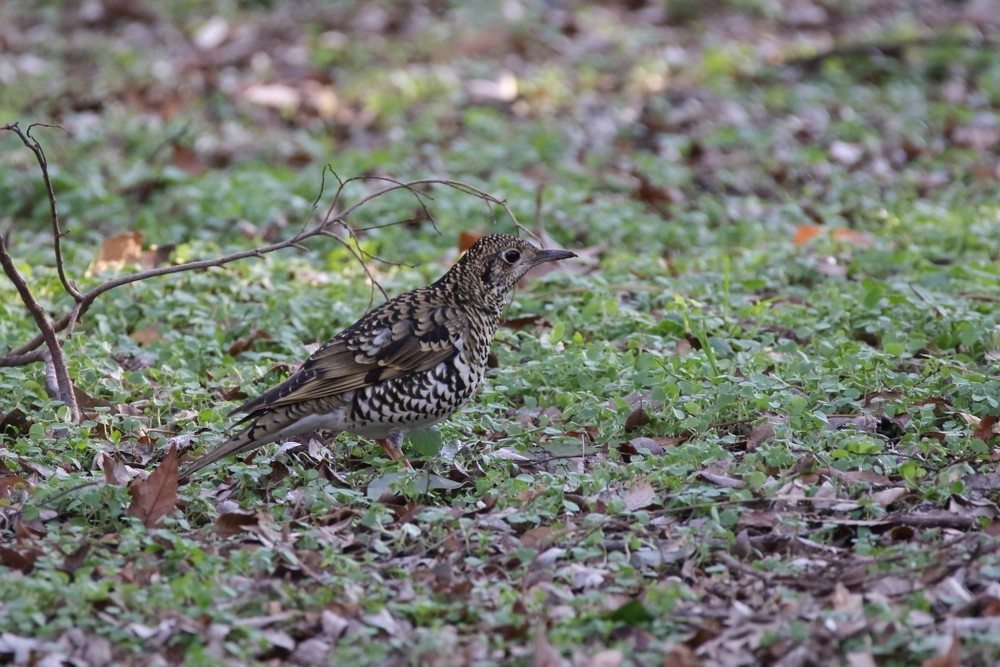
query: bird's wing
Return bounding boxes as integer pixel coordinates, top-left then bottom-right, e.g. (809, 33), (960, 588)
(232, 302), (470, 416)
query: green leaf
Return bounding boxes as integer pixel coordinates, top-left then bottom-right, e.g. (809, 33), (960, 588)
(407, 428), (444, 457)
(608, 599), (654, 626)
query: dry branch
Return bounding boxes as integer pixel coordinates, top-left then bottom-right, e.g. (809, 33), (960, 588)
(4, 123), (81, 300)
(1, 125), (523, 426)
(0, 234), (80, 421)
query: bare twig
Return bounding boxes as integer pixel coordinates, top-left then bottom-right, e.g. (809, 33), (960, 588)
(3, 123), (81, 301)
(1, 172), (521, 363)
(0, 349), (45, 367)
(0, 234), (80, 421)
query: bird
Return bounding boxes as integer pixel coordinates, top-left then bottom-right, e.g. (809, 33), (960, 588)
(179, 233), (576, 480)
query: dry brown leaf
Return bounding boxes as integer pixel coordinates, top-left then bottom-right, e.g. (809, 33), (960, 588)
(793, 225), (822, 245)
(586, 648), (624, 667)
(696, 471), (746, 489)
(0, 407), (32, 436)
(0, 545), (40, 573)
(129, 325), (164, 345)
(227, 329), (272, 357)
(737, 510), (777, 529)
(61, 542), (91, 574)
(520, 525), (562, 549)
(172, 144), (206, 176)
(624, 406), (651, 432)
(0, 474), (32, 499)
(622, 479), (657, 511)
(100, 453), (131, 487)
(533, 631), (570, 667)
(92, 230), (166, 273)
(94, 231), (144, 270)
(662, 643), (703, 667)
(920, 636), (960, 667)
(973, 414), (999, 443)
(215, 512), (261, 538)
(869, 487), (907, 508)
(845, 652), (877, 667)
(747, 416), (785, 450)
(128, 446), (178, 528)
(831, 229), (873, 246)
(618, 436), (683, 462)
(825, 468), (892, 487)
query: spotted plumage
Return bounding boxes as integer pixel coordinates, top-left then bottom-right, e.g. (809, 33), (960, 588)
(180, 233), (576, 479)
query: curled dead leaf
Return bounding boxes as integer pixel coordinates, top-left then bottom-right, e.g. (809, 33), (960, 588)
(128, 446), (178, 528)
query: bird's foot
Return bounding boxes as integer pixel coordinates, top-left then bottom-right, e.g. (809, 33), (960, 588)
(376, 437), (414, 469)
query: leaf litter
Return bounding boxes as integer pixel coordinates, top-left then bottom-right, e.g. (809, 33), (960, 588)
(2, 0), (1000, 665)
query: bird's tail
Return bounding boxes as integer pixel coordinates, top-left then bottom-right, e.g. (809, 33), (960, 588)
(179, 421), (268, 481)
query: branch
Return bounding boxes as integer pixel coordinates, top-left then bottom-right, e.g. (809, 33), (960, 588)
(0, 234), (80, 421)
(1, 175), (521, 361)
(3, 123), (81, 301)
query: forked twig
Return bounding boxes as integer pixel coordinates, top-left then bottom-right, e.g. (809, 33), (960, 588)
(5, 123), (81, 301)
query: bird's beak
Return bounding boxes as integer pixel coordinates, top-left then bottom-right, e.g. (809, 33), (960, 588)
(529, 248), (577, 266)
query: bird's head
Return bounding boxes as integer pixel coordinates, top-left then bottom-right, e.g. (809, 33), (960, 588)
(446, 233), (576, 310)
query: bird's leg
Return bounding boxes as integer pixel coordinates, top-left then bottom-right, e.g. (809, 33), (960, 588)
(376, 429), (413, 469)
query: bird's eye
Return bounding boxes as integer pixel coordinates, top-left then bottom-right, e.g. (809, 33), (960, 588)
(501, 249), (521, 264)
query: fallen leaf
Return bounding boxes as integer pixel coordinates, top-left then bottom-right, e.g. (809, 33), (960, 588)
(129, 325), (164, 345)
(0, 475), (31, 499)
(172, 144), (206, 176)
(61, 542), (91, 574)
(793, 225), (823, 245)
(845, 651), (877, 667)
(321, 609), (350, 638)
(520, 525), (562, 549)
(973, 415), (999, 444)
(100, 453), (131, 487)
(0, 545), (40, 573)
(619, 436), (673, 459)
(0, 408), (32, 437)
(227, 329), (272, 357)
(491, 447), (531, 462)
(662, 643), (703, 667)
(869, 487), (907, 508)
(831, 228), (874, 246)
(920, 636), (960, 667)
(825, 468), (892, 487)
(622, 479), (657, 511)
(467, 72), (518, 102)
(128, 446), (179, 528)
(362, 608), (401, 636)
(696, 471), (746, 489)
(93, 231), (144, 271)
(91, 230), (167, 273)
(747, 415), (785, 450)
(241, 83), (301, 109)
(586, 648), (624, 667)
(533, 631), (570, 667)
(214, 512), (260, 538)
(624, 406), (651, 431)
(829, 140), (864, 166)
